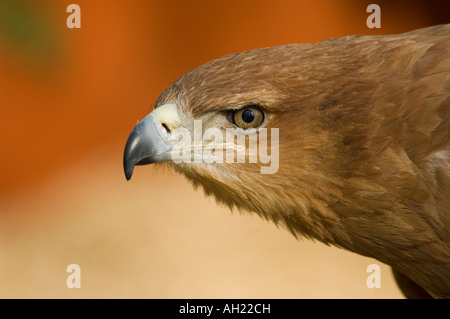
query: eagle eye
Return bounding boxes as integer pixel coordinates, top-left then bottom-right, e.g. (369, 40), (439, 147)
(228, 105), (264, 129)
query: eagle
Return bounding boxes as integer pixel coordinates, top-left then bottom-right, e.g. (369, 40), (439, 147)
(123, 24), (450, 298)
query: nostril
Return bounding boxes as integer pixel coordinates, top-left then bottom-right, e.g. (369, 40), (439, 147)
(161, 122), (171, 134)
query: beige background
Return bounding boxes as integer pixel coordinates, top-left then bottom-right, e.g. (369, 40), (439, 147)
(0, 144), (403, 298)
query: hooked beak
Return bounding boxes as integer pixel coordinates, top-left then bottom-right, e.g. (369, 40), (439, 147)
(123, 103), (179, 180)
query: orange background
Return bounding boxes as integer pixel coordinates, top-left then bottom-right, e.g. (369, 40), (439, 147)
(0, 0), (448, 298)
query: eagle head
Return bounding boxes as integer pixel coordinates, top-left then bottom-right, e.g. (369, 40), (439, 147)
(123, 43), (349, 241)
(123, 25), (450, 298)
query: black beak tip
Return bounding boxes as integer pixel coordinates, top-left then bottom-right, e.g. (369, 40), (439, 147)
(123, 154), (134, 181)
(123, 131), (137, 181)
(124, 167), (133, 181)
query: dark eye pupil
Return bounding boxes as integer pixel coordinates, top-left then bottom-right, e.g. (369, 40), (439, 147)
(241, 109), (255, 123)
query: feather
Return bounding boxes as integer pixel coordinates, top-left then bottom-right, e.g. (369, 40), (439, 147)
(132, 24), (450, 298)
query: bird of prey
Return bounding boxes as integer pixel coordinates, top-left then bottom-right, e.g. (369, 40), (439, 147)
(123, 24), (450, 298)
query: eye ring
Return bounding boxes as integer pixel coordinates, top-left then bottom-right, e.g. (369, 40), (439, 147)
(227, 105), (265, 129)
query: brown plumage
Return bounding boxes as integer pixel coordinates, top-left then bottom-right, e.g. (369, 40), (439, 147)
(124, 24), (450, 298)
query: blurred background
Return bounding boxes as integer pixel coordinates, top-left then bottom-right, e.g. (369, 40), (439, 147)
(0, 0), (448, 298)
